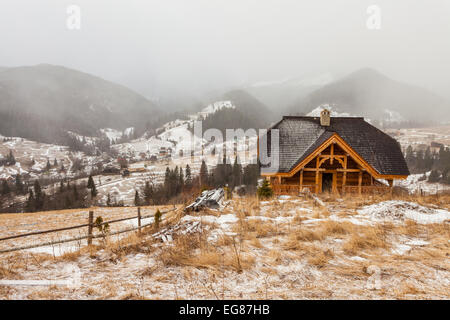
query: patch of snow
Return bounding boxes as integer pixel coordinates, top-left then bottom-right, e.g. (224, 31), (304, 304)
(306, 105), (353, 117)
(395, 171), (450, 195)
(358, 200), (450, 224)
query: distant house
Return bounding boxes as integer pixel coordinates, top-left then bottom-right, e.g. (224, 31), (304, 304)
(260, 110), (409, 195)
(430, 141), (444, 153)
(159, 147), (167, 157)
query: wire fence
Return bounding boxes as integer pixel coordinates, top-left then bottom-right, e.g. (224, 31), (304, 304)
(0, 207), (177, 254)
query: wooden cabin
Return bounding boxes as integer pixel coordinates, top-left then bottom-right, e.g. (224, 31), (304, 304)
(260, 110), (409, 195)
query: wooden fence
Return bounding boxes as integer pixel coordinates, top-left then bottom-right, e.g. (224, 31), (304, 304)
(0, 207), (177, 254)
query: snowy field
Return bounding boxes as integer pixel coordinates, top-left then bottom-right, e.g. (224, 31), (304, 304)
(0, 194), (448, 300)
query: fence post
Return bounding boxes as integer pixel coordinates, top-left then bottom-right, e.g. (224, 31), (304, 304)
(88, 211), (94, 245)
(137, 207), (142, 235)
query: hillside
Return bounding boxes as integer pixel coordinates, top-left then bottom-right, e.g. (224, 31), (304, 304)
(287, 68), (450, 124)
(0, 64), (160, 143)
(221, 89), (276, 128)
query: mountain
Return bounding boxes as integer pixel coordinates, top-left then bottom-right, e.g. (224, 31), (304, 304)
(221, 90), (276, 128)
(189, 90), (276, 137)
(245, 73), (334, 116)
(287, 68), (450, 124)
(0, 64), (160, 143)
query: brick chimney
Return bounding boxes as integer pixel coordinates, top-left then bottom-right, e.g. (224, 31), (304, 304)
(320, 109), (330, 126)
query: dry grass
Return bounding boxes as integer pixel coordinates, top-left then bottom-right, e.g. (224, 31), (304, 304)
(307, 248), (334, 268)
(234, 218), (282, 239)
(320, 220), (355, 237)
(157, 231), (254, 272)
(343, 225), (389, 255)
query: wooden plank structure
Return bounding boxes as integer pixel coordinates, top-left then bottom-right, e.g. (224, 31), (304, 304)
(259, 110), (409, 195)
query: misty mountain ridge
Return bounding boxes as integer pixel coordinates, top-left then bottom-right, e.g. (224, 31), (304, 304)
(286, 68), (450, 124)
(0, 64), (160, 143)
(245, 72), (335, 116)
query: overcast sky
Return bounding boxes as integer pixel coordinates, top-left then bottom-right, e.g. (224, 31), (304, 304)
(1, 0), (449, 100)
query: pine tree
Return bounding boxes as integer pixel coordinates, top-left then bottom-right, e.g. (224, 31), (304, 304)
(26, 189), (35, 212)
(7, 150), (15, 165)
(1, 180), (10, 195)
(33, 180), (44, 210)
(232, 156), (242, 187)
(257, 179), (273, 199)
(46, 159), (51, 171)
(424, 147), (433, 171)
(87, 175), (94, 189)
(144, 181), (152, 205)
(199, 160), (208, 187)
(54, 158), (58, 166)
(164, 167), (170, 189)
(428, 169), (441, 183)
(91, 184), (97, 198)
(15, 175), (24, 194)
(134, 190), (140, 206)
(59, 180), (65, 193)
(106, 193), (111, 207)
(73, 184), (79, 201)
(185, 164), (192, 187)
(174, 166), (180, 194)
(179, 168), (184, 191)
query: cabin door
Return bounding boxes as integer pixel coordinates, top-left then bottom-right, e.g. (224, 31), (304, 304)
(322, 173), (333, 192)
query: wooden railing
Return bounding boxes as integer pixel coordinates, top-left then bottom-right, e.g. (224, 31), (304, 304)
(342, 185), (390, 194)
(272, 184), (390, 195)
(272, 184), (317, 195)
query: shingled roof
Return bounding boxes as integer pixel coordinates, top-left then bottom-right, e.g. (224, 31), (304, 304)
(265, 116), (410, 176)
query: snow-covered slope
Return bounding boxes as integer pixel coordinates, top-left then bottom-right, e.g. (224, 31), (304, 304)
(113, 100), (257, 164)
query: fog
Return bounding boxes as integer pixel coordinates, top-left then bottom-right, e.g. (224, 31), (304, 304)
(1, 0), (450, 102)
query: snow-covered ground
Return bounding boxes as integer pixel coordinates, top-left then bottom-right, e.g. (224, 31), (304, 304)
(395, 171), (450, 195)
(0, 195), (448, 300)
(0, 137), (77, 181)
(357, 200), (450, 224)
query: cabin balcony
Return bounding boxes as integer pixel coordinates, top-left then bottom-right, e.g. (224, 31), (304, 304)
(271, 183), (391, 195)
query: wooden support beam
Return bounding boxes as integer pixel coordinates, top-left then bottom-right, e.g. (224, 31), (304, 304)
(303, 168), (325, 172)
(342, 155), (347, 194)
(299, 170), (303, 192)
(332, 173), (337, 193)
(315, 157), (320, 193)
(330, 143), (334, 165)
(358, 171), (362, 195)
(336, 168), (361, 172)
